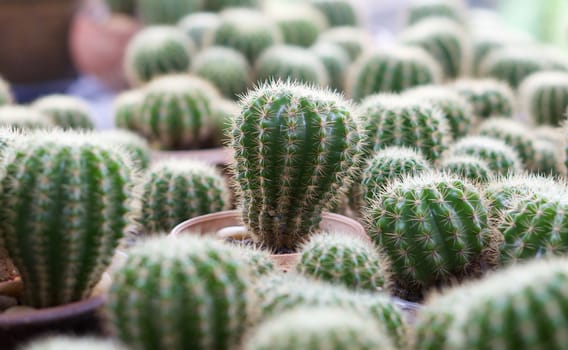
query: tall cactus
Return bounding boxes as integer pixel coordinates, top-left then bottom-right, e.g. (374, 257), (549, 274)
(519, 71), (568, 126)
(32, 95), (95, 130)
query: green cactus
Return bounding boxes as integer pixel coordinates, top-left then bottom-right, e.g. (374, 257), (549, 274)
(530, 138), (562, 175)
(400, 18), (470, 79)
(124, 26), (194, 87)
(0, 76), (13, 106)
(440, 155), (494, 184)
(364, 172), (495, 301)
(104, 0), (136, 14)
(478, 117), (537, 167)
(405, 0), (466, 26)
(113, 89), (145, 132)
(310, 42), (351, 92)
(519, 71), (568, 126)
(452, 78), (516, 119)
(0, 106), (54, 130)
(32, 95), (95, 130)
(140, 159), (230, 233)
(244, 307), (395, 350)
(347, 46), (443, 100)
(264, 2), (328, 48)
(139, 74), (220, 150)
(93, 129), (152, 170)
(22, 336), (128, 350)
(211, 8), (283, 64)
(107, 235), (257, 350)
(177, 12), (221, 50)
(448, 136), (523, 175)
(191, 46), (251, 100)
(471, 31), (529, 76)
(203, 0), (257, 12)
(211, 99), (239, 147)
(230, 81), (364, 252)
(0, 131), (136, 308)
(231, 245), (275, 278)
(255, 45), (329, 87)
(309, 0), (360, 27)
(404, 85), (474, 140)
(479, 47), (549, 89)
(138, 0), (203, 24)
(317, 26), (374, 61)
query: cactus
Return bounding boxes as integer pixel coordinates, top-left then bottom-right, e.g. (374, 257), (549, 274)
(0, 106), (54, 130)
(107, 235), (257, 350)
(519, 71), (568, 126)
(211, 99), (239, 147)
(244, 307), (395, 350)
(230, 81), (364, 252)
(478, 117), (537, 167)
(530, 138), (562, 175)
(211, 8), (283, 64)
(140, 159), (230, 233)
(93, 129), (152, 170)
(400, 18), (470, 79)
(231, 245), (275, 278)
(124, 26), (194, 87)
(452, 78), (516, 119)
(346, 46), (443, 100)
(440, 155), (493, 184)
(177, 12), (221, 50)
(191, 46), (251, 100)
(0, 76), (13, 106)
(138, 0), (203, 24)
(204, 0), (258, 12)
(310, 42), (351, 92)
(471, 31), (529, 76)
(358, 94), (450, 161)
(309, 0), (359, 27)
(0, 131), (136, 308)
(264, 2), (328, 48)
(22, 336), (127, 350)
(364, 172), (495, 301)
(404, 0), (466, 26)
(104, 0), (136, 14)
(447, 136), (523, 175)
(32, 95), (95, 130)
(113, 89), (145, 132)
(479, 47), (549, 89)
(317, 26), (374, 61)
(404, 85), (474, 140)
(139, 74), (220, 150)
(296, 232), (388, 292)
(255, 45), (329, 87)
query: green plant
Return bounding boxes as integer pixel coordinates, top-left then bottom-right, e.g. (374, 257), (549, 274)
(404, 0), (466, 26)
(232, 245), (275, 278)
(0, 106), (54, 130)
(310, 42), (351, 92)
(0, 131), (136, 308)
(177, 12), (221, 50)
(440, 155), (493, 184)
(230, 81), (363, 252)
(530, 138), (562, 175)
(140, 159), (230, 233)
(479, 47), (549, 89)
(211, 99), (239, 147)
(191, 46), (251, 100)
(113, 89), (145, 132)
(310, 0), (359, 27)
(478, 117), (537, 167)
(317, 26), (374, 60)
(347, 46), (442, 100)
(203, 0), (257, 12)
(452, 78), (516, 119)
(107, 235), (257, 350)
(22, 336), (127, 350)
(519, 71), (568, 126)
(0, 76), (13, 106)
(138, 0), (203, 24)
(123, 26), (194, 87)
(32, 95), (95, 130)
(104, 0), (136, 14)
(264, 2), (328, 48)
(364, 172), (495, 301)
(93, 129), (152, 170)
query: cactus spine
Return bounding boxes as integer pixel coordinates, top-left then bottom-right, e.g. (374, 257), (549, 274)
(478, 117), (537, 167)
(440, 155), (493, 184)
(177, 12), (221, 50)
(452, 78), (516, 119)
(310, 0), (359, 27)
(138, 0), (203, 24)
(317, 26), (374, 61)
(22, 336), (128, 350)
(32, 95), (95, 130)
(310, 42), (351, 92)
(519, 71), (568, 126)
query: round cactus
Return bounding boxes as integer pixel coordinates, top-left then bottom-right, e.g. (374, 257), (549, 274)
(400, 18), (470, 79)
(452, 78), (516, 119)
(309, 0), (359, 27)
(264, 2), (328, 48)
(310, 42), (351, 92)
(231, 245), (275, 278)
(254, 45), (329, 87)
(347, 46), (443, 100)
(519, 71), (568, 126)
(479, 47), (549, 89)
(203, 0), (257, 12)
(230, 81), (364, 252)
(244, 307), (395, 350)
(404, 0), (466, 26)
(317, 26), (374, 61)
(440, 155), (493, 184)
(404, 85), (474, 140)
(530, 138), (562, 175)
(211, 8), (283, 64)
(124, 26), (194, 87)
(139, 74), (220, 150)
(296, 232), (388, 292)
(364, 172), (495, 301)
(113, 89), (145, 132)
(0, 131), (136, 308)
(22, 336), (127, 350)
(107, 235), (257, 350)
(0, 106), (54, 130)
(191, 46), (251, 100)
(471, 31), (530, 76)
(448, 136), (523, 175)
(138, 0), (203, 24)
(32, 95), (95, 130)
(140, 159), (230, 233)
(0, 76), (13, 106)
(478, 117), (537, 167)
(177, 12), (221, 50)
(93, 129), (152, 170)
(210, 98), (239, 147)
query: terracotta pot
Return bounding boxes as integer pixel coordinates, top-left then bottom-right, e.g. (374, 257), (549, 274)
(170, 210), (369, 270)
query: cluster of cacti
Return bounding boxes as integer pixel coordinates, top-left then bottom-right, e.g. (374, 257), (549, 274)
(310, 42), (351, 92)
(0, 106), (53, 130)
(113, 89), (145, 131)
(0, 76), (13, 106)
(93, 129), (152, 170)
(177, 12), (221, 50)
(452, 78), (516, 119)
(22, 336), (127, 350)
(140, 159), (230, 233)
(255, 45), (329, 87)
(191, 46), (251, 100)
(32, 95), (95, 130)
(230, 81), (363, 252)
(519, 71), (568, 126)
(264, 2), (328, 48)
(107, 235), (257, 350)
(447, 136), (523, 175)
(123, 26), (194, 86)
(138, 0), (203, 24)
(479, 47), (549, 88)
(404, 0), (466, 26)
(364, 172), (495, 301)
(478, 117), (537, 167)
(440, 155), (493, 184)
(0, 131), (136, 308)
(317, 26), (374, 60)
(310, 0), (359, 27)
(347, 46), (442, 100)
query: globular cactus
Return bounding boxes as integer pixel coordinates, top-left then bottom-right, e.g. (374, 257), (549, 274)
(32, 95), (95, 130)
(232, 245), (275, 278)
(230, 81), (364, 252)
(264, 2), (328, 48)
(22, 336), (127, 350)
(404, 0), (466, 26)
(140, 159), (230, 233)
(317, 26), (374, 61)
(519, 71), (568, 126)
(107, 235), (257, 350)
(211, 99), (239, 147)
(364, 172), (496, 301)
(244, 307), (395, 350)
(211, 8), (283, 64)
(177, 12), (221, 50)
(138, 0), (203, 24)
(310, 42), (351, 92)
(255, 45), (329, 87)
(310, 0), (360, 27)
(139, 74), (220, 150)
(113, 89), (145, 132)
(471, 31), (530, 76)
(93, 129), (152, 170)
(404, 85), (474, 140)
(104, 0), (136, 14)
(124, 26), (194, 87)
(530, 138), (563, 175)
(479, 47), (549, 89)
(439, 155), (494, 184)
(447, 136), (523, 175)
(400, 18), (470, 80)
(0, 106), (54, 130)
(347, 46), (443, 100)
(296, 232), (388, 292)
(0, 76), (13, 106)
(0, 131), (136, 308)
(191, 46), (251, 100)
(203, 0), (258, 12)
(452, 78), (516, 119)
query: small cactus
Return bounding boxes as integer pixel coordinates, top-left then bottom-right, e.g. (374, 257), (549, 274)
(404, 0), (466, 26)
(0, 106), (54, 130)
(211, 99), (239, 147)
(140, 159), (230, 233)
(479, 47), (549, 89)
(0, 76), (13, 106)
(113, 89), (145, 132)
(232, 244), (275, 278)
(32, 95), (95, 130)
(177, 12), (221, 50)
(452, 78), (516, 119)
(440, 155), (493, 184)
(22, 336), (127, 350)
(138, 0), (203, 24)
(107, 235), (257, 350)
(310, 0), (360, 27)
(519, 71), (568, 126)
(347, 46), (443, 100)
(310, 42), (351, 92)
(203, 0), (258, 12)
(530, 138), (562, 175)
(124, 26), (194, 87)
(264, 2), (328, 48)
(317, 26), (374, 61)
(93, 129), (152, 170)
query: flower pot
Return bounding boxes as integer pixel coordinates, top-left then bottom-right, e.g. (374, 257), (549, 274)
(170, 210), (369, 270)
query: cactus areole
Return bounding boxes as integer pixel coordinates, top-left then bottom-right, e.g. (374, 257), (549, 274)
(230, 81), (363, 252)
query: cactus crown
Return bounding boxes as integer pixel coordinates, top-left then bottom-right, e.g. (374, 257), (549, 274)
(317, 26), (374, 60)
(440, 155), (494, 184)
(113, 89), (145, 131)
(405, 0), (466, 26)
(0, 105), (53, 130)
(519, 70), (568, 126)
(478, 117), (537, 166)
(452, 78), (516, 118)
(93, 129), (151, 170)
(32, 94), (94, 130)
(310, 0), (360, 27)
(479, 47), (549, 88)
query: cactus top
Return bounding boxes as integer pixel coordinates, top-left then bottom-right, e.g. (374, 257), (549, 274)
(317, 26), (375, 60)
(519, 70), (568, 92)
(217, 8), (282, 36)
(0, 105), (53, 130)
(405, 0), (467, 26)
(32, 95), (91, 114)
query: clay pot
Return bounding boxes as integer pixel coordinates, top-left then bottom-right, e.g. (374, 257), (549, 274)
(170, 210), (369, 270)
